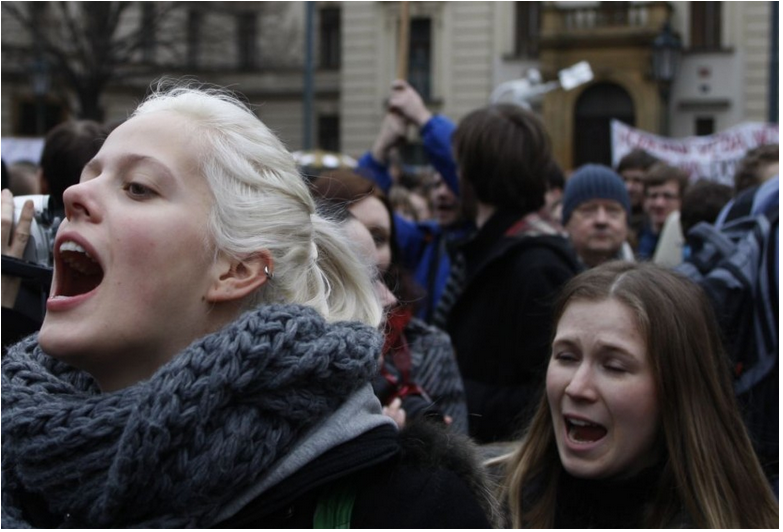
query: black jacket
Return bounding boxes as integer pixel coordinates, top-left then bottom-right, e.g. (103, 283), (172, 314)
(447, 209), (580, 443)
(215, 421), (496, 528)
(2, 307), (40, 353)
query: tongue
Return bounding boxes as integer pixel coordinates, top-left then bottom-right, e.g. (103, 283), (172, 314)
(570, 423), (607, 443)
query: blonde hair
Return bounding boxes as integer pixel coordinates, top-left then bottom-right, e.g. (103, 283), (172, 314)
(498, 262), (778, 528)
(132, 81), (382, 327)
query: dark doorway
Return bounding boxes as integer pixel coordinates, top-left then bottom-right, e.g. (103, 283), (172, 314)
(573, 83), (635, 168)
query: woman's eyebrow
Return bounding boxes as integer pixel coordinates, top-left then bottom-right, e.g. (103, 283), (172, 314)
(551, 337), (578, 350)
(82, 153), (176, 182)
(599, 343), (644, 365)
(117, 154), (176, 181)
(82, 158), (101, 177)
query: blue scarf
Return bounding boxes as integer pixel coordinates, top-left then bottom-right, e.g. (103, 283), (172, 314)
(2, 304), (381, 528)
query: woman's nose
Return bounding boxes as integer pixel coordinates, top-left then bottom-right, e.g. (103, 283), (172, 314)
(63, 180), (102, 223)
(375, 279), (398, 309)
(564, 363), (598, 402)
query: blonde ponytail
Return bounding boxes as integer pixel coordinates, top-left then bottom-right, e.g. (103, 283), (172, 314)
(309, 213), (383, 327)
(133, 81), (381, 327)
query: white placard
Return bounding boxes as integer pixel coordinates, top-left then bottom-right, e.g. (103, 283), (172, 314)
(559, 61), (594, 91)
(1, 137), (45, 165)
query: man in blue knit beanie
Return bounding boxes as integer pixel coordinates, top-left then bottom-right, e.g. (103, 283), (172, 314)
(562, 164), (632, 268)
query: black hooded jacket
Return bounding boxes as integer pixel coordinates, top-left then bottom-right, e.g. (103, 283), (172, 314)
(447, 209), (580, 443)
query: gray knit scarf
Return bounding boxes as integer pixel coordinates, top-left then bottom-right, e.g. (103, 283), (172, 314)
(2, 304), (382, 528)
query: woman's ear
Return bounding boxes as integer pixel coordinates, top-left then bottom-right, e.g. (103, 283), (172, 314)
(206, 251), (273, 303)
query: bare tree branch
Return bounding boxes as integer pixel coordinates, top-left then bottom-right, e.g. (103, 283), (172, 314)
(2, 1), (306, 121)
(2, 1), (188, 120)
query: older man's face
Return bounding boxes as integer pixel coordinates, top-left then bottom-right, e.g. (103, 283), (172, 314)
(566, 199), (628, 268)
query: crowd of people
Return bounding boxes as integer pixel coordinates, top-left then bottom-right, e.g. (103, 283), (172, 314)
(1, 78), (778, 528)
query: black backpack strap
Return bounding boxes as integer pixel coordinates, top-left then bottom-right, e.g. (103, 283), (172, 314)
(424, 234), (447, 323)
(685, 222), (737, 273)
(724, 185), (758, 223)
(764, 205), (778, 325)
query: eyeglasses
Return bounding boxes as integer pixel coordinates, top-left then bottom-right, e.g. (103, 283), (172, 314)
(573, 203), (626, 220)
(645, 191), (679, 201)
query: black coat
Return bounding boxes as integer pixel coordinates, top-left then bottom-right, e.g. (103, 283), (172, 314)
(215, 422), (496, 528)
(447, 209), (580, 443)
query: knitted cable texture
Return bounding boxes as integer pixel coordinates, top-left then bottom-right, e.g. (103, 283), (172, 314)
(2, 304), (382, 528)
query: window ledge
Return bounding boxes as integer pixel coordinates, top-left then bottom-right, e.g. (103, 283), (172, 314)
(501, 52), (539, 62)
(683, 47), (735, 56)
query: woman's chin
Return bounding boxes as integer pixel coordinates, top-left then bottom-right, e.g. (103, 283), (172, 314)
(38, 322), (79, 360)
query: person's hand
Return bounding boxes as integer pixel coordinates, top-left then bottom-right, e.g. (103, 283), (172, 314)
(2, 189), (34, 308)
(382, 397), (407, 429)
(2, 189), (33, 259)
(388, 79), (432, 127)
(371, 112), (407, 164)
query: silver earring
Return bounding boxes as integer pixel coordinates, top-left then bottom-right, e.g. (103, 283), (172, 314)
(264, 265), (273, 280)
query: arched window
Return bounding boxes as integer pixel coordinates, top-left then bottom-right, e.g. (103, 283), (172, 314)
(573, 83), (635, 167)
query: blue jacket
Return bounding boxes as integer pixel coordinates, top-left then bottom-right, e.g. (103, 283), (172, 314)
(359, 115), (474, 322)
(713, 177), (778, 284)
(753, 177), (778, 287)
(396, 217), (474, 322)
(635, 223), (659, 260)
(358, 115), (459, 196)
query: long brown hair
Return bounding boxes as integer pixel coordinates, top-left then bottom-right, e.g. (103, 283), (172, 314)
(500, 261), (778, 528)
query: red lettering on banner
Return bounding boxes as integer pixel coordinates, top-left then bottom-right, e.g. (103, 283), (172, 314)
(751, 128), (778, 146)
(612, 123), (778, 184)
(661, 142), (688, 155)
(697, 142), (715, 156)
(636, 136), (657, 151)
(719, 134), (745, 153)
(679, 161), (701, 180)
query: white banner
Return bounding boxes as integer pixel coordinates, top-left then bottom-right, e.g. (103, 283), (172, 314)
(1, 137), (45, 165)
(611, 121), (779, 186)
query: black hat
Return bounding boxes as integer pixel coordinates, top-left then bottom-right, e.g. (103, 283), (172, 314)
(562, 164), (631, 224)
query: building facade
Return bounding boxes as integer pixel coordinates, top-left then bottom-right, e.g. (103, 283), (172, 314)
(1, 1), (777, 171)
